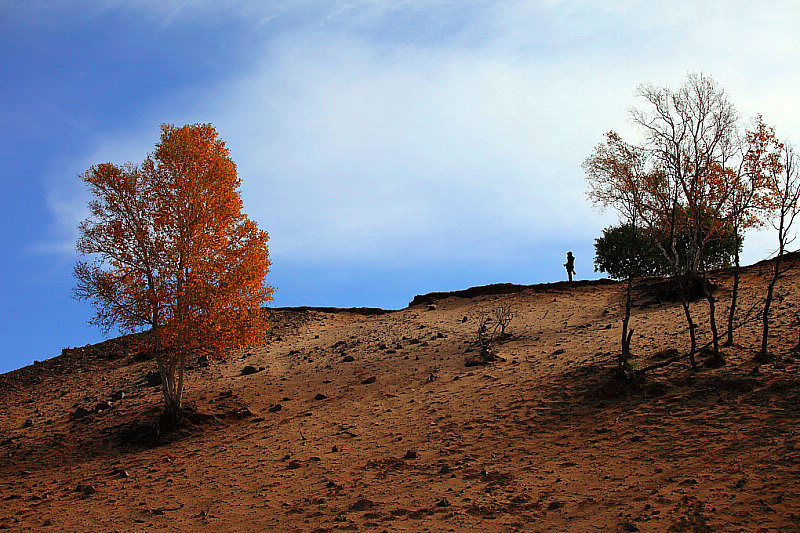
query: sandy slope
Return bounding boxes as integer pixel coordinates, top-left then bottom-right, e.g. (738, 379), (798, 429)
(1, 259), (799, 532)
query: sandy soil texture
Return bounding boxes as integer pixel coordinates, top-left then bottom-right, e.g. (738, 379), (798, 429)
(1, 258), (799, 532)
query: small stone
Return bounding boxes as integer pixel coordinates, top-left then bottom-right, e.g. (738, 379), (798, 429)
(287, 460), (302, 470)
(436, 498), (450, 507)
(342, 355), (355, 362)
(438, 464), (451, 474)
(110, 391), (125, 402)
(314, 393), (328, 401)
(269, 404), (282, 413)
(403, 450), (418, 460)
(145, 370), (162, 386)
(228, 407), (253, 418)
(70, 407), (91, 420)
(241, 365), (261, 376)
(622, 522), (639, 532)
(332, 446), (339, 452)
(547, 500), (563, 510)
(82, 485), (96, 495)
(350, 499), (374, 511)
(552, 348), (565, 355)
(95, 401), (112, 412)
(361, 376), (377, 385)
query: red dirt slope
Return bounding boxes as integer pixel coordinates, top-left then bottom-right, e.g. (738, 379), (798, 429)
(1, 258), (799, 532)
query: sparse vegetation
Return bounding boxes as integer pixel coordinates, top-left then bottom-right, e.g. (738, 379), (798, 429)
(586, 73), (799, 371)
(470, 304), (516, 365)
(493, 303), (516, 337)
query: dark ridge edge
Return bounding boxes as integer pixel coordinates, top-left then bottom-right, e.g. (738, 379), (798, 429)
(408, 278), (617, 307)
(268, 306), (394, 316)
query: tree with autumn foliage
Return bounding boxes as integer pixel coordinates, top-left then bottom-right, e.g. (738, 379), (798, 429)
(629, 73), (744, 367)
(584, 131), (648, 375)
(586, 74), (782, 371)
(755, 139), (800, 361)
(722, 116), (778, 347)
(75, 123), (273, 419)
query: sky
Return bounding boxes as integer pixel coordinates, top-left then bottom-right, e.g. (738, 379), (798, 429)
(1, 1), (800, 373)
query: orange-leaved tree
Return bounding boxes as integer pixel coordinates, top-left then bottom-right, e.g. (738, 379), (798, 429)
(75, 123), (273, 418)
(584, 131), (648, 375)
(755, 136), (800, 361)
(723, 116), (779, 347)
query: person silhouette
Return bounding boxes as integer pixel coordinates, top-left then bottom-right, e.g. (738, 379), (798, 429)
(564, 251), (576, 282)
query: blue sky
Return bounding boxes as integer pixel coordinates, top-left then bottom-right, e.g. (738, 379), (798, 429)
(2, 1), (800, 373)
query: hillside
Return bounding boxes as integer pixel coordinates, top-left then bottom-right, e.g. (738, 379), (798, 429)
(1, 258), (800, 532)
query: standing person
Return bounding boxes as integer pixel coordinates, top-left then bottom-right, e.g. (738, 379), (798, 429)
(564, 251), (576, 282)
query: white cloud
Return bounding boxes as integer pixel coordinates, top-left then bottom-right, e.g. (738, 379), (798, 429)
(43, 1), (800, 271)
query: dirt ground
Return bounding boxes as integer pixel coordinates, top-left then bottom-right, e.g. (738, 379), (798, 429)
(2, 257), (799, 532)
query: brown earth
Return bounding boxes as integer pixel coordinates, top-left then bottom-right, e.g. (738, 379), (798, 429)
(1, 257), (800, 532)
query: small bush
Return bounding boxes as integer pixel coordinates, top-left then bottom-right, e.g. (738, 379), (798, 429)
(468, 305), (516, 365)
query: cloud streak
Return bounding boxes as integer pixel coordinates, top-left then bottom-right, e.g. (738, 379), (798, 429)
(42, 1), (800, 277)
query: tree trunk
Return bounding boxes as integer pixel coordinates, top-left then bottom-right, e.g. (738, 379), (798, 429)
(759, 254), (783, 362)
(725, 250), (740, 346)
(160, 363), (177, 415)
(158, 355), (186, 420)
(175, 353), (187, 409)
(619, 274), (634, 374)
(794, 323), (800, 352)
(703, 270), (722, 365)
(706, 287), (722, 366)
(676, 276), (698, 371)
(153, 324), (181, 418)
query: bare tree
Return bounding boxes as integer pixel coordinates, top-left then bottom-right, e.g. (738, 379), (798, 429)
(493, 304), (516, 337)
(473, 305), (516, 364)
(758, 143), (800, 361)
(631, 73), (742, 367)
(475, 312), (497, 363)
